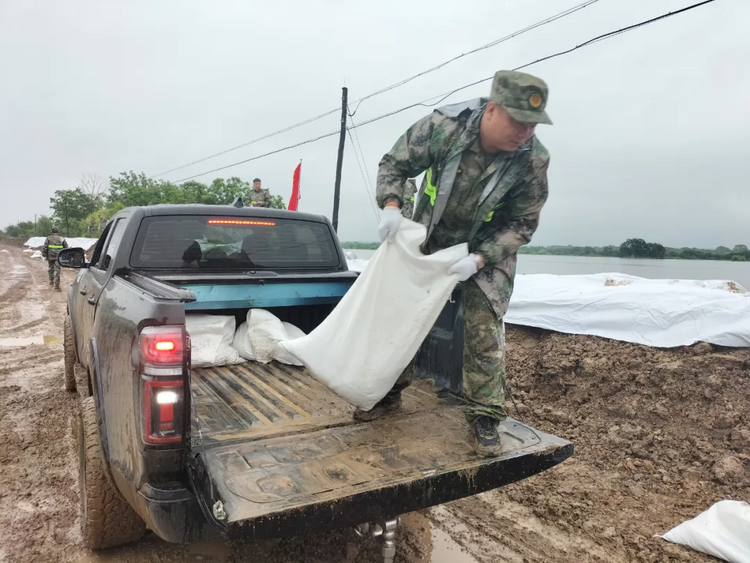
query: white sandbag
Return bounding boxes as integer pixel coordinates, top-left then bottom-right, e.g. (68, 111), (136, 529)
(186, 315), (243, 368)
(281, 219), (467, 411)
(661, 501), (750, 563)
(246, 309), (304, 366)
(232, 322), (255, 361)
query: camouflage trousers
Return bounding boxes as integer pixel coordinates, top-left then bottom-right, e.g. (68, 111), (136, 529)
(393, 279), (507, 422)
(48, 260), (61, 288)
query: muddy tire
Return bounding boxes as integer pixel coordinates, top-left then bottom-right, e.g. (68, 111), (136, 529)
(77, 397), (146, 549)
(63, 317), (77, 392)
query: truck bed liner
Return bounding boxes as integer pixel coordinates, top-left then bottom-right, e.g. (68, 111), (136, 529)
(190, 363), (573, 539)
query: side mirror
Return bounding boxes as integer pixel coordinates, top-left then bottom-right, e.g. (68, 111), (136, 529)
(58, 247), (87, 269)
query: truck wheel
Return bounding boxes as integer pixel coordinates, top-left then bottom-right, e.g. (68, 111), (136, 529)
(64, 317), (77, 392)
(78, 397), (146, 549)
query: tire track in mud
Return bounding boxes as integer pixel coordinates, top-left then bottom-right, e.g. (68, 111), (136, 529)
(0, 247), (81, 563)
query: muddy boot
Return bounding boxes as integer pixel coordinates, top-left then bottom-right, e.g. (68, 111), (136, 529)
(472, 416), (503, 457)
(55, 286), (62, 292)
(353, 391), (402, 422)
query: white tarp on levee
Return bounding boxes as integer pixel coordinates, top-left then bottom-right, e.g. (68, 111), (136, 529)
(24, 237), (99, 250)
(345, 252), (750, 348)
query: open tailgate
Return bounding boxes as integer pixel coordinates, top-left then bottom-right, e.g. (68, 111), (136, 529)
(187, 363), (573, 540)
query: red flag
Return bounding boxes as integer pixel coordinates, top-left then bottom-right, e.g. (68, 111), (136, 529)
(289, 162), (301, 211)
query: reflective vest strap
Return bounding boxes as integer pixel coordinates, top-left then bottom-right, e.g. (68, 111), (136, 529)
(48, 245), (64, 249)
(424, 168), (437, 206)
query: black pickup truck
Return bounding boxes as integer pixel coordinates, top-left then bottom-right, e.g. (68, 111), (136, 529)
(59, 203), (572, 561)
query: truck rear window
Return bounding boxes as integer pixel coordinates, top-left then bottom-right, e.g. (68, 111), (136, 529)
(130, 215), (341, 270)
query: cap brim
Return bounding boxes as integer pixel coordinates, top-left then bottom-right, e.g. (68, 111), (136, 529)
(506, 107), (553, 125)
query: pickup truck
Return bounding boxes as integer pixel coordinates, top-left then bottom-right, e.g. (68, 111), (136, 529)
(58, 202), (572, 561)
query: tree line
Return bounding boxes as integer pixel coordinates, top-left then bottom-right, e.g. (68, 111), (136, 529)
(518, 238), (749, 262)
(1, 171), (286, 239)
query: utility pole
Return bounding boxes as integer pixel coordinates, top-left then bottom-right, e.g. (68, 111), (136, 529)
(332, 87), (348, 232)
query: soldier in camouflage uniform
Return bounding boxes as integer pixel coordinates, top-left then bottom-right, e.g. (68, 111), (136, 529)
(42, 227), (68, 291)
(362, 70), (552, 456)
(248, 178), (272, 208)
(400, 179), (417, 219)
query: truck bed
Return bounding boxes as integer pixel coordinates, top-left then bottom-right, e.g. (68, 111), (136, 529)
(189, 363), (573, 539)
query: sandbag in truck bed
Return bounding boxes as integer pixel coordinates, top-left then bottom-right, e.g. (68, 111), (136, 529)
(281, 219), (467, 411)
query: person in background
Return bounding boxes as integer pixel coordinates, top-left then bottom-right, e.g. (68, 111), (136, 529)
(88, 217), (96, 235)
(371, 70), (552, 457)
(98, 214), (107, 233)
(42, 227), (68, 291)
(248, 178), (271, 208)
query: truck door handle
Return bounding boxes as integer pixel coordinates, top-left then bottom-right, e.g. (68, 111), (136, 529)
(87, 297), (96, 305)
(80, 286), (88, 295)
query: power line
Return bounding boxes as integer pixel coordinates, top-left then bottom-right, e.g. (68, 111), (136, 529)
(173, 0), (717, 183)
(346, 111), (381, 223)
(347, 0), (599, 116)
(345, 125), (381, 225)
(154, 0), (599, 178)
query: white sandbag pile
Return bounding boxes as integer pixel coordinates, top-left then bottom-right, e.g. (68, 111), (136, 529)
(186, 315), (243, 368)
(660, 500), (750, 563)
(281, 219), (467, 411)
(234, 309), (305, 366)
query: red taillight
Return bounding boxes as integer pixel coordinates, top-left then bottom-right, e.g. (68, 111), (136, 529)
(139, 326), (187, 445)
(140, 326), (184, 372)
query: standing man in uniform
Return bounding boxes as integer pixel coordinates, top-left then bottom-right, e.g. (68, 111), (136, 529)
(98, 214), (107, 233)
(369, 70), (552, 456)
(42, 227), (68, 291)
(88, 217), (97, 235)
(248, 178), (271, 208)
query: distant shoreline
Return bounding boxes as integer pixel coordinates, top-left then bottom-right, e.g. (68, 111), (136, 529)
(341, 242), (749, 263)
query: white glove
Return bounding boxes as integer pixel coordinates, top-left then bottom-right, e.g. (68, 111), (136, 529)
(448, 254), (482, 281)
(377, 206), (402, 243)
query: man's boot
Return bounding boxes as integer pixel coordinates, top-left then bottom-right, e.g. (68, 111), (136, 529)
(353, 390), (402, 422)
(472, 416), (503, 457)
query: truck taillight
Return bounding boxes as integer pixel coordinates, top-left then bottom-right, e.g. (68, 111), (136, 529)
(143, 379), (184, 444)
(140, 326), (185, 372)
(139, 326), (187, 445)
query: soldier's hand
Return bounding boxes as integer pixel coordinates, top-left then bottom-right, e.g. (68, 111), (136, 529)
(448, 254), (484, 281)
(377, 205), (402, 243)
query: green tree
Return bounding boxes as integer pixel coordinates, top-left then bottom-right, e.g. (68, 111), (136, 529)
(619, 238), (649, 258)
(50, 189), (99, 236)
(731, 255), (747, 262)
(269, 195), (286, 210)
(646, 242), (666, 259)
(734, 244), (748, 253)
(716, 246), (731, 253)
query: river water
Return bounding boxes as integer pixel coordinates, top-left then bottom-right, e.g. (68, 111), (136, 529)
(347, 250), (750, 289)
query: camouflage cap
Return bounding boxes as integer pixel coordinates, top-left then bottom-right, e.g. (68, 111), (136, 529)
(490, 70), (552, 125)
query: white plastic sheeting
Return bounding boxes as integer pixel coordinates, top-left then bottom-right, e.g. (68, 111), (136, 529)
(661, 501), (750, 563)
(282, 220), (467, 410)
(24, 237), (98, 250)
(505, 273), (750, 348)
(186, 315), (243, 368)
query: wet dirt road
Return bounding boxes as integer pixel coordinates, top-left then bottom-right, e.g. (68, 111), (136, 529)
(1, 242), (747, 562)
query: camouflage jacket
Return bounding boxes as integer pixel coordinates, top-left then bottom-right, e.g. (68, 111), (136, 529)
(42, 234), (68, 261)
(248, 188), (271, 208)
(376, 98), (550, 317)
(401, 179), (417, 219)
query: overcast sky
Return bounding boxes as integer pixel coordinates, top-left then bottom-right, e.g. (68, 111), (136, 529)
(1, 0), (748, 248)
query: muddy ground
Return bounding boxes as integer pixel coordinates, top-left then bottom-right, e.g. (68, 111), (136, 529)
(0, 243), (747, 563)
